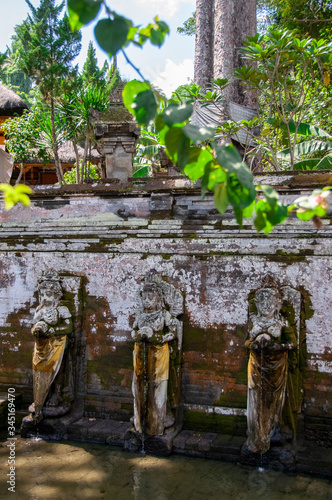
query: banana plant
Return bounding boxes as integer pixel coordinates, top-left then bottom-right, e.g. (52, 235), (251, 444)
(133, 126), (163, 177)
(277, 121), (332, 170)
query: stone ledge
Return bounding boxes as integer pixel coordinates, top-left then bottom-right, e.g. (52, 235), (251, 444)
(66, 417), (131, 444)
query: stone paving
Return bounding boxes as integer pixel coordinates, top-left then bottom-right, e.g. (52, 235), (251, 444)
(1, 434), (332, 500)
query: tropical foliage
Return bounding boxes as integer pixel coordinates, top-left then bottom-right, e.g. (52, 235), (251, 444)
(65, 0), (331, 234)
(64, 160), (100, 183)
(15, 0), (82, 184)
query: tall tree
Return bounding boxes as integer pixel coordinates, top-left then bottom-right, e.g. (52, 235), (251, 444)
(0, 47), (32, 97)
(17, 0), (81, 184)
(82, 41), (109, 88)
(194, 0), (257, 105)
(0, 21), (33, 98)
(192, 0), (257, 142)
(194, 0), (214, 92)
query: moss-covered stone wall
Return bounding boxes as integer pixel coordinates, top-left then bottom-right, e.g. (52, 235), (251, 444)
(0, 173), (331, 444)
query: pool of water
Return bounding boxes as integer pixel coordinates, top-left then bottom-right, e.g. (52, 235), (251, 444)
(0, 436), (331, 499)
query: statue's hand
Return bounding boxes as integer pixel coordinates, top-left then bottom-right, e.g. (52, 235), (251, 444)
(254, 333), (271, 349)
(136, 326), (154, 340)
(162, 332), (175, 343)
(31, 321), (48, 337)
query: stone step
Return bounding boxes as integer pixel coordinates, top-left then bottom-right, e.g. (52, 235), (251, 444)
(66, 417), (131, 445)
(173, 430), (246, 460)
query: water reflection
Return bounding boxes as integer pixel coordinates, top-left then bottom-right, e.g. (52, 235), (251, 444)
(0, 437), (331, 500)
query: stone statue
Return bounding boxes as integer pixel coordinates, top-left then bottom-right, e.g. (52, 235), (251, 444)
(30, 270), (73, 422)
(245, 286), (297, 454)
(131, 271), (183, 437)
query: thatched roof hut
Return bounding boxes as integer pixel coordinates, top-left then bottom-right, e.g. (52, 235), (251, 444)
(11, 141), (101, 185)
(25, 141), (101, 164)
(0, 85), (29, 148)
(0, 84), (29, 116)
(58, 141), (101, 163)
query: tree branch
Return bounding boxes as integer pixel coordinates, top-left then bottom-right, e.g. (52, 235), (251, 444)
(120, 49), (146, 81)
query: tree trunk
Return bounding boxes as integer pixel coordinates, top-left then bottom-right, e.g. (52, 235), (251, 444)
(15, 162), (24, 185)
(72, 140), (80, 184)
(80, 133), (90, 184)
(194, 0), (258, 149)
(194, 0), (214, 91)
(195, 0), (257, 107)
(50, 97), (64, 185)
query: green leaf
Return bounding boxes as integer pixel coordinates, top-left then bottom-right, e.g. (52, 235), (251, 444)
(122, 80), (158, 126)
(253, 197), (288, 234)
(12, 185), (33, 195)
(200, 161), (227, 199)
(213, 182), (229, 214)
(155, 115), (168, 136)
(184, 147), (214, 181)
(260, 184), (279, 207)
(164, 127), (191, 168)
(269, 119), (332, 138)
(296, 122), (331, 137)
(234, 207), (244, 227)
(316, 154), (332, 170)
(162, 103), (193, 126)
(138, 17), (169, 47)
(254, 207), (270, 233)
(67, 0), (102, 30)
(296, 210), (318, 221)
(201, 162), (213, 199)
(94, 17), (130, 56)
(227, 173), (256, 210)
(278, 140), (332, 159)
(182, 124), (215, 142)
(214, 144), (254, 189)
(134, 90), (159, 126)
(243, 199), (255, 219)
(133, 166), (150, 177)
(293, 159), (320, 170)
(207, 166), (227, 191)
(0, 184), (33, 210)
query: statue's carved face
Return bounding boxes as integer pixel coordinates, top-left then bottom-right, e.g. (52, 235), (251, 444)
(39, 286), (61, 307)
(255, 289), (280, 318)
(142, 287), (162, 313)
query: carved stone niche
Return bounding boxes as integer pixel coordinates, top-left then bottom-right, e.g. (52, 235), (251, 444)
(241, 280), (305, 469)
(124, 270), (184, 456)
(93, 83), (140, 181)
(21, 270), (85, 440)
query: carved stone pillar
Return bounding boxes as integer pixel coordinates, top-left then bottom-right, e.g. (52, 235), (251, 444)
(95, 123), (140, 181)
(94, 84), (140, 182)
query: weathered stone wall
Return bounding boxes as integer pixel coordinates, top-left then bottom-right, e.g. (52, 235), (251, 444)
(0, 172), (331, 445)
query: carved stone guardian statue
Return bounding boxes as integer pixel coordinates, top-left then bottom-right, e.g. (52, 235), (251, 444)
(30, 270), (73, 422)
(125, 270), (184, 455)
(21, 270), (85, 438)
(245, 285), (299, 455)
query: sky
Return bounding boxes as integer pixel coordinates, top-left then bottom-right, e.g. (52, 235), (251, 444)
(0, 0), (196, 97)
